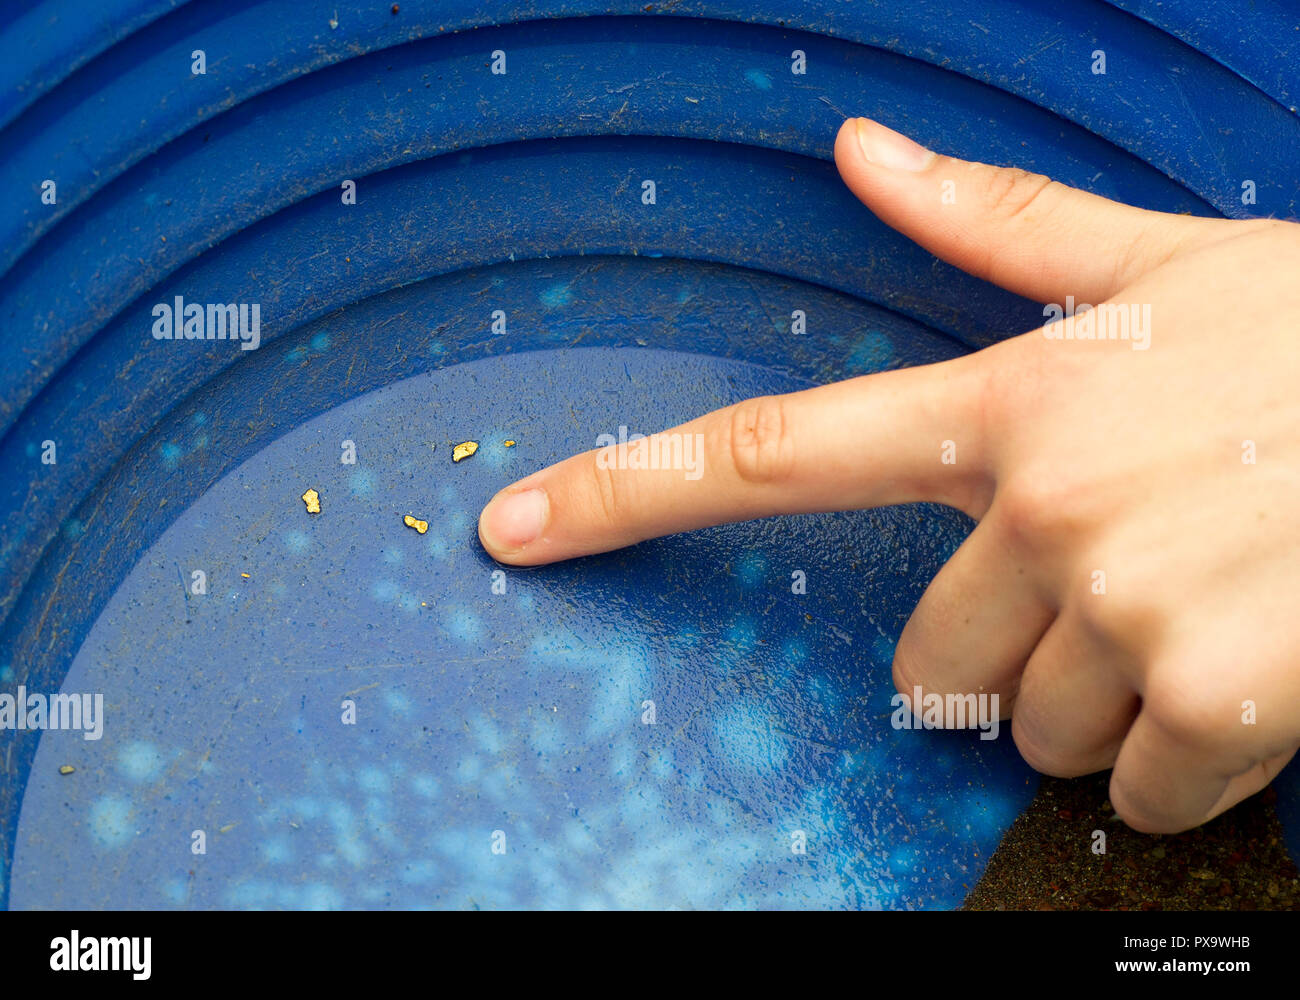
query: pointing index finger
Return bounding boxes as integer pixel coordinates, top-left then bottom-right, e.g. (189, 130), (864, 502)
(477, 355), (994, 565)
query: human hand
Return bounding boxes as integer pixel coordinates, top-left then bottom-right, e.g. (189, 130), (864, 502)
(477, 116), (1300, 834)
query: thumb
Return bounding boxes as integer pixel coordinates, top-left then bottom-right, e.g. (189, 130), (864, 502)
(834, 117), (1245, 305)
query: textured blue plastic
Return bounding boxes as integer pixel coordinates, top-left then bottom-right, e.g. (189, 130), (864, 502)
(0, 0), (189, 130)
(1, 1), (1297, 908)
(1103, 0), (1300, 113)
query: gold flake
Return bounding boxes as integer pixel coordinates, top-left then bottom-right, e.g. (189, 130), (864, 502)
(240, 572), (251, 579)
(503, 440), (516, 448)
(404, 514), (428, 534)
(452, 441), (478, 462)
(59, 765), (75, 776)
(302, 488), (321, 514)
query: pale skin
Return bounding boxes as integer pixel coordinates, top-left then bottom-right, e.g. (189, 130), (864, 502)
(477, 116), (1300, 835)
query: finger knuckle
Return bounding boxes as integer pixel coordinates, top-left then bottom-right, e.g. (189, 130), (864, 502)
(996, 468), (1093, 554)
(1074, 575), (1161, 651)
(890, 637), (925, 696)
(1108, 780), (1179, 834)
(965, 345), (1031, 461)
(970, 347), (1013, 433)
(1011, 720), (1091, 778)
(723, 394), (797, 485)
(585, 451), (632, 527)
(1144, 679), (1240, 755)
(981, 167), (1057, 222)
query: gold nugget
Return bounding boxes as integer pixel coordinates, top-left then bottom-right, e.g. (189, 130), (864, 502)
(404, 514), (429, 534)
(452, 441), (478, 462)
(503, 440), (516, 448)
(59, 765), (75, 776)
(302, 488), (321, 514)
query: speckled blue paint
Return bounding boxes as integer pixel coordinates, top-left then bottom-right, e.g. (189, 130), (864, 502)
(540, 283), (574, 309)
(116, 741), (164, 783)
(349, 469), (376, 496)
(88, 796), (134, 849)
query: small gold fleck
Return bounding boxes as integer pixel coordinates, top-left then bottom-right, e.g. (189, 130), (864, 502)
(219, 823), (236, 834)
(302, 488), (321, 514)
(404, 514), (429, 534)
(59, 765), (75, 776)
(503, 440), (516, 448)
(452, 441), (479, 462)
(240, 572), (251, 579)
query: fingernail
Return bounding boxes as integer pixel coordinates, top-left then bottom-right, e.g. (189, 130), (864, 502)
(853, 117), (935, 172)
(480, 488), (549, 552)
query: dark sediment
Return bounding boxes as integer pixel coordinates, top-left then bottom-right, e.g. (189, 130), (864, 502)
(964, 774), (1300, 910)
